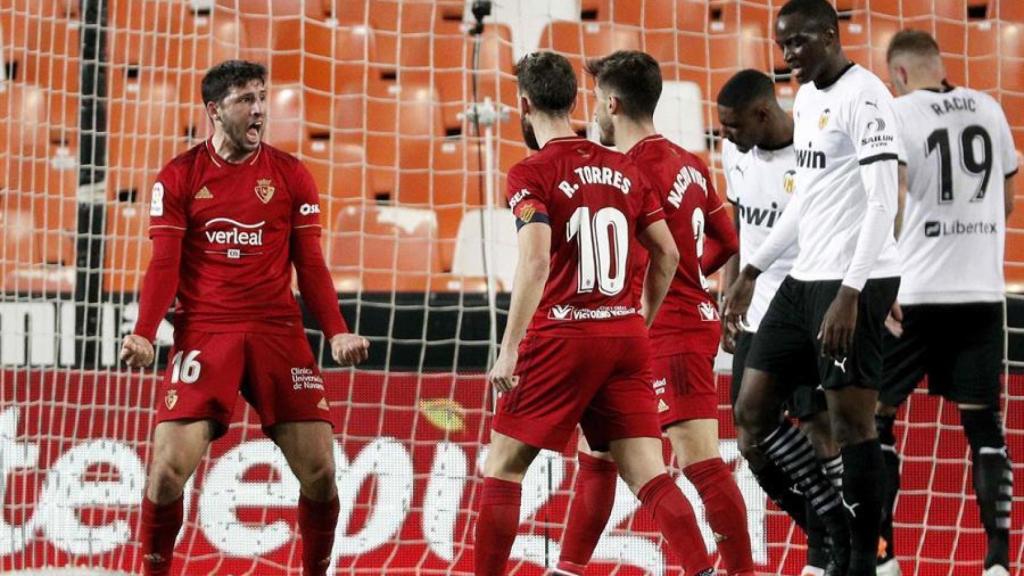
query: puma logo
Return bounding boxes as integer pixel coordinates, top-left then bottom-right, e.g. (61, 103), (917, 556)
(833, 356), (848, 374)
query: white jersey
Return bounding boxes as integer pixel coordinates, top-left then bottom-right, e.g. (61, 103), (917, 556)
(722, 138), (799, 332)
(894, 85), (1018, 304)
(790, 64), (902, 284)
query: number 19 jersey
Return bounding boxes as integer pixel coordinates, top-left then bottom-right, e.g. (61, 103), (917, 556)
(506, 136), (665, 337)
(895, 85), (1019, 304)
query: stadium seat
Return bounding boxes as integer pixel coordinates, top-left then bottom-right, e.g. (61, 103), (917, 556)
(109, 67), (189, 176)
(654, 81), (706, 152)
(0, 83), (78, 157)
(993, 0), (1024, 21)
(301, 139), (374, 223)
(0, 207), (39, 293)
(326, 202), (442, 292)
(538, 20), (642, 125)
(103, 200), (151, 294)
(841, 13), (901, 73)
(344, 81), (446, 196)
(270, 23), (377, 133)
(477, 0), (581, 60)
(450, 208), (518, 291)
(265, 83), (305, 154)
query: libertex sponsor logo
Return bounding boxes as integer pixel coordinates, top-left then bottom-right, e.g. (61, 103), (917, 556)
(547, 305), (637, 321)
(924, 219), (998, 238)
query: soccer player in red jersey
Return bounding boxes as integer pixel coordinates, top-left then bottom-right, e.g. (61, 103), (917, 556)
(119, 61), (369, 576)
(556, 51), (752, 576)
(475, 51), (713, 576)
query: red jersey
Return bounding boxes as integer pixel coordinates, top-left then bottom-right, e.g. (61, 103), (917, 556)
(507, 136), (664, 337)
(148, 140), (323, 334)
(628, 135), (732, 356)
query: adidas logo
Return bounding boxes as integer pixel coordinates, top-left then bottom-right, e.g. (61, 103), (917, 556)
(317, 397), (329, 411)
(194, 186), (213, 199)
(658, 399), (669, 413)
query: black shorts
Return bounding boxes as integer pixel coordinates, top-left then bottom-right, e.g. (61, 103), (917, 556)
(880, 302), (1004, 408)
(746, 276), (900, 391)
(732, 330), (826, 421)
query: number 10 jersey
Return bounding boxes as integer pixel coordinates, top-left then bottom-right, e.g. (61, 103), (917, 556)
(506, 136), (665, 337)
(894, 85), (1019, 304)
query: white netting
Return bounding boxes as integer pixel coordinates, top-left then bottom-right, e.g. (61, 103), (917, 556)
(0, 0), (1021, 574)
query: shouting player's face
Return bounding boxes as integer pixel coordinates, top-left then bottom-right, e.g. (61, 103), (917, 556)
(594, 85), (616, 147)
(215, 79), (267, 153)
(775, 13), (833, 85)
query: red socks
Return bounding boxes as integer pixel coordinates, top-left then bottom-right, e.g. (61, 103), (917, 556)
(557, 453), (619, 574)
(140, 495), (184, 576)
(638, 473), (713, 575)
(474, 477), (522, 576)
(685, 458), (755, 575)
(298, 494), (340, 576)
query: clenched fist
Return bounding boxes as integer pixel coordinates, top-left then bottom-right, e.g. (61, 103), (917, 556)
(120, 334), (155, 368)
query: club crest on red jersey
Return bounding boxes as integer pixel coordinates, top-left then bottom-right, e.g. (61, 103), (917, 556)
(254, 178), (275, 204)
(164, 389), (178, 410)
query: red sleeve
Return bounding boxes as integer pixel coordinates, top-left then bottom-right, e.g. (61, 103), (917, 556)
(133, 235), (182, 341)
(507, 163), (550, 230)
(701, 185), (739, 275)
(292, 233), (348, 339)
(148, 165), (187, 238)
(291, 161), (323, 237)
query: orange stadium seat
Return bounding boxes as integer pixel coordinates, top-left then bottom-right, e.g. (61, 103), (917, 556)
(302, 139), (374, 222)
(326, 202), (442, 292)
(0, 83), (78, 157)
(345, 81), (446, 196)
(103, 200), (151, 294)
(539, 20), (642, 126)
(108, 67), (189, 179)
(265, 83), (305, 154)
(993, 0), (1024, 21)
(841, 13), (900, 73)
(271, 22), (377, 133)
(0, 207), (39, 293)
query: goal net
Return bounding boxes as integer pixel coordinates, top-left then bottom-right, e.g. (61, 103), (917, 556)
(0, 0), (1020, 574)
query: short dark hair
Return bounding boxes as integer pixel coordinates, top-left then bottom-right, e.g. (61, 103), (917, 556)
(717, 69), (776, 110)
(201, 60), (267, 105)
(778, 0), (839, 33)
(886, 29), (941, 63)
(584, 50), (662, 120)
(514, 52), (577, 116)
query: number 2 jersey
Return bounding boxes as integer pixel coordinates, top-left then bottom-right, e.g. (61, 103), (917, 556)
(506, 136), (665, 338)
(894, 85), (1019, 304)
(629, 135), (735, 357)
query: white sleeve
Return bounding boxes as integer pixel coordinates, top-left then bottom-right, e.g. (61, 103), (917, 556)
(841, 89), (901, 290)
(722, 142), (739, 204)
(749, 188), (801, 272)
(996, 102), (1019, 177)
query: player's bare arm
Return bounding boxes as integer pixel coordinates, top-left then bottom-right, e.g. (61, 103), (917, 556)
(489, 222), (550, 392)
(637, 219), (679, 326)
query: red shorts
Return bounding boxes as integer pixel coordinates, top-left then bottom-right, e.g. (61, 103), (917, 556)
(155, 330), (335, 437)
(652, 352), (717, 426)
(491, 335), (662, 452)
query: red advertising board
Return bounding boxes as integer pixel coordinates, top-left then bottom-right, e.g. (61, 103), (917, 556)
(0, 369), (1020, 575)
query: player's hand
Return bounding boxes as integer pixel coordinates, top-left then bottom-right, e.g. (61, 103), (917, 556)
(488, 350), (519, 393)
(884, 302), (903, 338)
(818, 286), (859, 362)
(721, 319), (738, 354)
(331, 333), (370, 367)
(120, 335), (155, 368)
(723, 274), (755, 336)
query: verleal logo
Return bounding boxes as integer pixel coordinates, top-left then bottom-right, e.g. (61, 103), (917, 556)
(549, 305), (574, 320)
